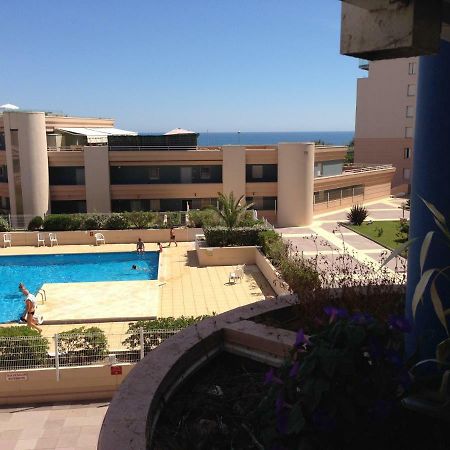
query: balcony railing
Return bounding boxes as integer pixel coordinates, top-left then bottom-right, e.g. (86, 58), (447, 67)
(47, 146), (84, 152)
(359, 59), (369, 70)
(108, 145), (197, 151)
(343, 163), (393, 174)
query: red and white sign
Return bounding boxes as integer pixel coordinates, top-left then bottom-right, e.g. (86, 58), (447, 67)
(6, 373), (28, 381)
(110, 366), (122, 375)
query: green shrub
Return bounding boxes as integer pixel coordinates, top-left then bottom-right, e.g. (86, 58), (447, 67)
(103, 213), (129, 230)
(0, 216), (10, 232)
(43, 214), (83, 231)
(83, 214), (107, 230)
(0, 327), (49, 370)
(258, 230), (287, 266)
(57, 326), (108, 365)
(204, 225), (268, 247)
(27, 216), (44, 231)
(123, 211), (156, 229)
(347, 204), (369, 226)
(123, 316), (210, 353)
(238, 210), (262, 227)
(188, 209), (222, 228)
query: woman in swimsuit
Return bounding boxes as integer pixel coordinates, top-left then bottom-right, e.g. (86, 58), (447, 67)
(18, 283), (42, 333)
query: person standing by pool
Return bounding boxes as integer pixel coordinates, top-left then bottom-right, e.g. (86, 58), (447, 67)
(168, 227), (177, 247)
(136, 238), (145, 254)
(18, 283), (42, 333)
(157, 242), (163, 253)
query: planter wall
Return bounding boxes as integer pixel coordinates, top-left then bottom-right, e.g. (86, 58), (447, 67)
(98, 296), (298, 450)
(2, 228), (202, 247)
(197, 245), (291, 297)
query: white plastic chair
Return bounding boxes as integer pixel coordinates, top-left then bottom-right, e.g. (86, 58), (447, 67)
(37, 233), (45, 247)
(49, 233), (58, 247)
(95, 233), (105, 245)
(3, 233), (11, 248)
(229, 266), (244, 284)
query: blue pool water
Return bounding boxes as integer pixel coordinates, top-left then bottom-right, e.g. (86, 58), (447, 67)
(0, 252), (159, 323)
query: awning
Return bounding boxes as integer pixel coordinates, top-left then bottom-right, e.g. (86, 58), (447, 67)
(164, 128), (196, 135)
(56, 127), (137, 144)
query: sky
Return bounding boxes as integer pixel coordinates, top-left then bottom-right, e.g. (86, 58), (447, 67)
(1, 1), (362, 133)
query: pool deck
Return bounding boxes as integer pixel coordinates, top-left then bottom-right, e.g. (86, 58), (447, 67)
(0, 242), (275, 336)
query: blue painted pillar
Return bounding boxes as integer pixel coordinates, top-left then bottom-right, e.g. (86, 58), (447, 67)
(406, 40), (450, 359)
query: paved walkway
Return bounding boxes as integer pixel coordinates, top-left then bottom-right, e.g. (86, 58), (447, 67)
(278, 198), (408, 278)
(0, 401), (108, 450)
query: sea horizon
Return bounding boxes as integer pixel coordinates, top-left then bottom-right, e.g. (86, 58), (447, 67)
(140, 130), (354, 146)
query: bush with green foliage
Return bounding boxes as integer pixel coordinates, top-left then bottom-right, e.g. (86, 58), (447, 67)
(123, 316), (210, 353)
(347, 205), (369, 226)
(123, 211), (156, 229)
(0, 326), (49, 369)
(43, 214), (84, 231)
(204, 225), (268, 247)
(0, 216), (10, 232)
(258, 230), (287, 266)
(83, 214), (106, 230)
(188, 209), (222, 228)
(57, 326), (108, 365)
(27, 216), (44, 231)
(103, 213), (129, 230)
(207, 192), (254, 230)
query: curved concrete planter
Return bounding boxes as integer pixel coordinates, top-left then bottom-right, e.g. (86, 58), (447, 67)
(98, 296), (298, 450)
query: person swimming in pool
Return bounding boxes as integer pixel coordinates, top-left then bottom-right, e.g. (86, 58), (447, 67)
(131, 264), (151, 273)
(18, 283), (42, 333)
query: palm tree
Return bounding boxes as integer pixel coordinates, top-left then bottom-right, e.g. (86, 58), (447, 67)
(209, 192), (254, 230)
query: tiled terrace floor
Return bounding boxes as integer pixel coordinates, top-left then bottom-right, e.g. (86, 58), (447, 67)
(0, 401), (108, 450)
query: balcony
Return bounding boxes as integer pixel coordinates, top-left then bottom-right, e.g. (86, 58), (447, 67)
(108, 145), (197, 151)
(343, 163), (393, 173)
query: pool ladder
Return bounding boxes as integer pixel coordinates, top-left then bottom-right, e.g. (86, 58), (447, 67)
(36, 288), (47, 304)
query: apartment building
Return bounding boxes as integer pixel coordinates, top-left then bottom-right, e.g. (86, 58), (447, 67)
(354, 57), (418, 194)
(0, 111), (395, 227)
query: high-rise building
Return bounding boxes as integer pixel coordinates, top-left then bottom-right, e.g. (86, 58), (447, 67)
(354, 57), (418, 194)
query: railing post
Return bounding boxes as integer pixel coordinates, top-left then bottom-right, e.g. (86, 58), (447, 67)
(352, 187), (355, 202)
(139, 327), (145, 360)
(54, 333), (60, 382)
(340, 189), (343, 205)
(327, 192), (330, 207)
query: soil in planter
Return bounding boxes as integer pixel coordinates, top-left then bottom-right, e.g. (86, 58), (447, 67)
(152, 352), (269, 450)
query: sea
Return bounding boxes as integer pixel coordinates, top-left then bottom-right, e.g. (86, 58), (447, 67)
(141, 131), (354, 146)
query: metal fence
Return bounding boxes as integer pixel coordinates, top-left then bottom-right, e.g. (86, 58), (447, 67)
(0, 328), (181, 375)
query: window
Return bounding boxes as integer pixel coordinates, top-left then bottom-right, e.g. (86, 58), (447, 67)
(407, 84), (416, 96)
(251, 165), (263, 179)
(408, 62), (417, 75)
(405, 127), (413, 138)
(200, 167), (211, 180)
(406, 106), (414, 118)
(403, 168), (411, 180)
(314, 162), (323, 177)
(149, 167), (160, 180)
(404, 147), (411, 159)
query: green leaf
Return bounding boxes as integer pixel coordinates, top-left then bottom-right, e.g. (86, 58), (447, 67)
(434, 217), (450, 242)
(436, 338), (450, 364)
(420, 231), (434, 274)
(381, 238), (416, 267)
(412, 269), (436, 319)
(430, 279), (449, 336)
(421, 197), (447, 227)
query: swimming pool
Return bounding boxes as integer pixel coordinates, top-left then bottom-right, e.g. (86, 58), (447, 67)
(0, 251), (159, 323)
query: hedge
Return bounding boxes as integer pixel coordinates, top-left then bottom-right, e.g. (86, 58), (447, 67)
(0, 327), (49, 370)
(123, 316), (210, 353)
(0, 216), (10, 232)
(204, 225), (268, 247)
(43, 214), (84, 231)
(27, 216), (44, 231)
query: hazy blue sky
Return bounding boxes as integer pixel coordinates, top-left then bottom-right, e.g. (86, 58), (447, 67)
(1, 1), (362, 132)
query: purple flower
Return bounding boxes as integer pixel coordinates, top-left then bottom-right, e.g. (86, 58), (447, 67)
(351, 312), (373, 325)
(324, 306), (348, 323)
(294, 329), (311, 348)
(264, 368), (283, 385)
(289, 361), (300, 378)
(275, 392), (285, 414)
(312, 409), (336, 432)
(388, 315), (412, 333)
